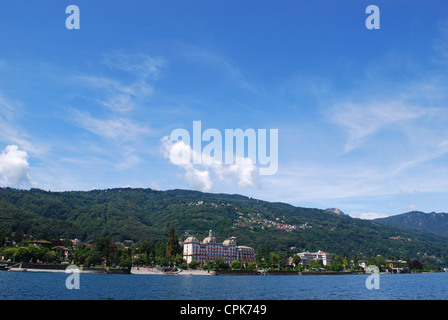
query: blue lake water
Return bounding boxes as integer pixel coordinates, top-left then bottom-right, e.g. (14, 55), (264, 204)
(0, 271), (447, 300)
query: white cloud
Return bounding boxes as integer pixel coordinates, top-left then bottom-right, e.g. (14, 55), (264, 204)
(161, 136), (259, 192)
(228, 157), (259, 188)
(347, 211), (389, 220)
(102, 93), (136, 113)
(407, 204), (420, 211)
(0, 145), (34, 188)
(72, 110), (151, 141)
(180, 43), (258, 92)
(332, 101), (427, 152)
(184, 166), (213, 192)
(76, 75), (151, 113)
(0, 95), (15, 120)
(0, 94), (45, 156)
(434, 18), (448, 65)
(103, 51), (166, 80)
(73, 52), (164, 114)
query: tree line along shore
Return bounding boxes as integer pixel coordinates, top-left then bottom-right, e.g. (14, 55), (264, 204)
(1, 227), (444, 274)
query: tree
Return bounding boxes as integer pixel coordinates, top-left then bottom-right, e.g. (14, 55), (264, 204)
(119, 256), (132, 269)
(375, 256), (386, 270)
(202, 260), (215, 271)
(255, 247), (265, 266)
(215, 259), (230, 270)
(188, 260), (199, 269)
(309, 259), (321, 269)
(166, 227), (182, 258)
(155, 241), (166, 259)
(27, 245), (42, 262)
(246, 262), (256, 271)
(43, 251), (58, 263)
(134, 253), (148, 266)
(256, 243), (271, 268)
(269, 252), (280, 269)
(343, 256), (349, 269)
(328, 262), (344, 271)
(3, 247), (17, 261)
(72, 246), (93, 266)
(95, 237), (117, 266)
(411, 259), (423, 271)
(140, 240), (155, 264)
(15, 247), (31, 262)
(0, 229), (5, 247)
(292, 255), (301, 267)
(231, 260), (242, 270)
(12, 227), (24, 244)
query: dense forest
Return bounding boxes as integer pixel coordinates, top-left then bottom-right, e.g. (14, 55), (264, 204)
(374, 211), (448, 237)
(1, 187), (448, 266)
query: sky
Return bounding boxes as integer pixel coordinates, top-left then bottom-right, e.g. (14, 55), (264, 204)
(0, 0), (448, 219)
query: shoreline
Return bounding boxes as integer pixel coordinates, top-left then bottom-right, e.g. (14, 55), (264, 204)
(5, 263), (131, 274)
(4, 262), (442, 275)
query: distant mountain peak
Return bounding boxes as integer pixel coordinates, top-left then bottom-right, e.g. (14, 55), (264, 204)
(325, 208), (348, 216)
(374, 210), (448, 236)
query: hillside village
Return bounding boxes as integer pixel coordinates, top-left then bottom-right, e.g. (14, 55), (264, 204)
(1, 188), (448, 272)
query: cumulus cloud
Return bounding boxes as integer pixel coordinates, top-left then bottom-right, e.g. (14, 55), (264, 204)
(228, 157), (259, 188)
(184, 167), (213, 192)
(161, 136), (259, 192)
(0, 145), (34, 188)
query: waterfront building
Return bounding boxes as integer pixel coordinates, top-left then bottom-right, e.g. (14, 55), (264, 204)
(289, 250), (332, 266)
(183, 230), (255, 264)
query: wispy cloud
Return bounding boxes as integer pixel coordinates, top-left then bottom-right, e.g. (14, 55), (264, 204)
(71, 109), (152, 141)
(66, 52), (165, 151)
(0, 93), (48, 156)
(72, 51), (165, 114)
(102, 51), (166, 80)
(0, 94), (16, 120)
(179, 43), (258, 92)
(331, 101), (427, 153)
(53, 51), (168, 182)
(74, 75), (152, 113)
(434, 17), (448, 65)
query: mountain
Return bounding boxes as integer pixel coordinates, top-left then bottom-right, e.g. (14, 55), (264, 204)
(374, 211), (448, 237)
(325, 208), (348, 216)
(1, 187), (448, 264)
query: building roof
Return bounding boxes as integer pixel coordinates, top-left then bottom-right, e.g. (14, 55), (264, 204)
(31, 240), (52, 244)
(184, 236), (199, 243)
(202, 230), (217, 244)
(237, 245), (254, 250)
(222, 238), (237, 246)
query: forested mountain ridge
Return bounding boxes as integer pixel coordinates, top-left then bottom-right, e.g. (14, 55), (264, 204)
(374, 211), (448, 237)
(1, 187), (447, 264)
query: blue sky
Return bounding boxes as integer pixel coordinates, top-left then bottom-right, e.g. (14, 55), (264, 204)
(0, 1), (448, 219)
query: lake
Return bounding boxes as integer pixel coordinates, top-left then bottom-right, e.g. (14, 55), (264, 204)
(1, 271), (447, 300)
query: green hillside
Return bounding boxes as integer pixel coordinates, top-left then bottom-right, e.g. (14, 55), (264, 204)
(1, 187), (448, 264)
(374, 211), (448, 237)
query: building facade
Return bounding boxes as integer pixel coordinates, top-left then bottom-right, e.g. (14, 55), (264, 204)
(289, 250), (332, 266)
(183, 230), (255, 265)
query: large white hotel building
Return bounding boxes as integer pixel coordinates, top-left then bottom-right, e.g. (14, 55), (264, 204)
(183, 230), (255, 264)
